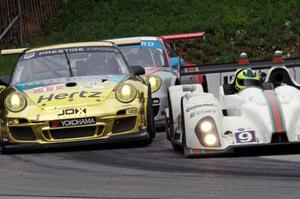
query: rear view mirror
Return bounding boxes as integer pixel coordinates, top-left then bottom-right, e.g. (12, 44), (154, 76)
(169, 57), (184, 69)
(130, 65), (145, 75)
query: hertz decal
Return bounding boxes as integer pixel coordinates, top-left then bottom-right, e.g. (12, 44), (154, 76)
(37, 91), (102, 103)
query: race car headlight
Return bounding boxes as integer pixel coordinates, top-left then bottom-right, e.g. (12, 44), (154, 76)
(195, 116), (220, 147)
(116, 83), (137, 103)
(146, 75), (161, 93)
(200, 120), (213, 132)
(5, 92), (27, 112)
(203, 134), (218, 146)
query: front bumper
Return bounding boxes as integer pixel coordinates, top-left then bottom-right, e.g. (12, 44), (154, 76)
(184, 141), (300, 158)
(2, 130), (150, 152)
(3, 109), (147, 145)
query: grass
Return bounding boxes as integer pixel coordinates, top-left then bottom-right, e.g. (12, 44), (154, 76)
(1, 0), (300, 75)
(0, 55), (17, 76)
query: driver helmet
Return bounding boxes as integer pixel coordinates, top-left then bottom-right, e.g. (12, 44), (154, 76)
(235, 68), (260, 91)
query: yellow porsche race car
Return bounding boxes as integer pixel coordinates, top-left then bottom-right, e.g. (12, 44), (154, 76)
(0, 41), (155, 152)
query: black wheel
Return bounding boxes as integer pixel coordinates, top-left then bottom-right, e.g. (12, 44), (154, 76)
(147, 86), (155, 140)
(0, 134), (8, 154)
(171, 97), (183, 151)
(167, 91), (174, 139)
(202, 75), (208, 92)
(165, 114), (171, 141)
(181, 97), (186, 147)
(181, 97), (192, 158)
(171, 140), (182, 151)
(0, 127), (4, 154)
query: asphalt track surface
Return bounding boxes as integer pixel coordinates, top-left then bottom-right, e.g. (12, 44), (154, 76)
(2, 133), (300, 199)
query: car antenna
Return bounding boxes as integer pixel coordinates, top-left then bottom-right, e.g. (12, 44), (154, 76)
(63, 50), (74, 77)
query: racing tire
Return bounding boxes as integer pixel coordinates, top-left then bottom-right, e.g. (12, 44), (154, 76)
(180, 97), (191, 158)
(147, 86), (156, 141)
(202, 75), (208, 92)
(171, 141), (182, 151)
(167, 91), (174, 140)
(165, 114), (170, 141)
(170, 96), (183, 152)
(0, 132), (8, 154)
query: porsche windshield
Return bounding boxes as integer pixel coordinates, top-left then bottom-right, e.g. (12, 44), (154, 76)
(120, 46), (166, 68)
(12, 47), (130, 84)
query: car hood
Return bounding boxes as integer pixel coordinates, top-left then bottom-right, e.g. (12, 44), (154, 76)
(14, 75), (127, 108)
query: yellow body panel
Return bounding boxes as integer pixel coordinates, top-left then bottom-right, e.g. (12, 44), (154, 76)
(0, 48), (27, 55)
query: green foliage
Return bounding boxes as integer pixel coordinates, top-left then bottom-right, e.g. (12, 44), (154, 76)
(0, 55), (17, 76)
(2, 0), (300, 75)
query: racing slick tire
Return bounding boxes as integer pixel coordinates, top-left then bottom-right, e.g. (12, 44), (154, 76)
(170, 96), (183, 152)
(147, 86), (156, 141)
(181, 97), (192, 158)
(0, 131), (8, 154)
(171, 140), (182, 151)
(166, 91), (173, 141)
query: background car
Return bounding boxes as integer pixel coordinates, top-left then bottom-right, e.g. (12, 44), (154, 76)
(166, 51), (300, 157)
(108, 32), (207, 128)
(0, 41), (155, 151)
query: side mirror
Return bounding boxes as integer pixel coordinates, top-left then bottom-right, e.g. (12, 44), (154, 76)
(0, 76), (10, 86)
(130, 65), (145, 76)
(169, 57), (184, 69)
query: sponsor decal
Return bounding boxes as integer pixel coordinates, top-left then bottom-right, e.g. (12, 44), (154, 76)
(37, 91), (102, 103)
(50, 117), (96, 128)
(82, 82), (103, 89)
(141, 40), (163, 50)
(235, 130), (256, 143)
(182, 85), (196, 92)
(58, 108), (87, 117)
(190, 110), (215, 118)
(20, 47), (118, 61)
(32, 85), (64, 94)
(186, 103), (216, 112)
(24, 52), (35, 59)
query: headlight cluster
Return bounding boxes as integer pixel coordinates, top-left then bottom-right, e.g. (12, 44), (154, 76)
(115, 83), (137, 103)
(5, 92), (27, 112)
(146, 75), (161, 93)
(195, 116), (220, 147)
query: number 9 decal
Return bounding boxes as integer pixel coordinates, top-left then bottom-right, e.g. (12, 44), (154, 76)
(235, 131), (256, 143)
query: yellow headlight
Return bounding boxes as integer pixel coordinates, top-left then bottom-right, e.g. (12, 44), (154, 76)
(116, 83), (137, 103)
(5, 92), (27, 112)
(147, 75), (161, 93)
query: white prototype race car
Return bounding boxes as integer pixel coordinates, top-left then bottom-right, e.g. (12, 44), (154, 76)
(166, 51), (300, 157)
